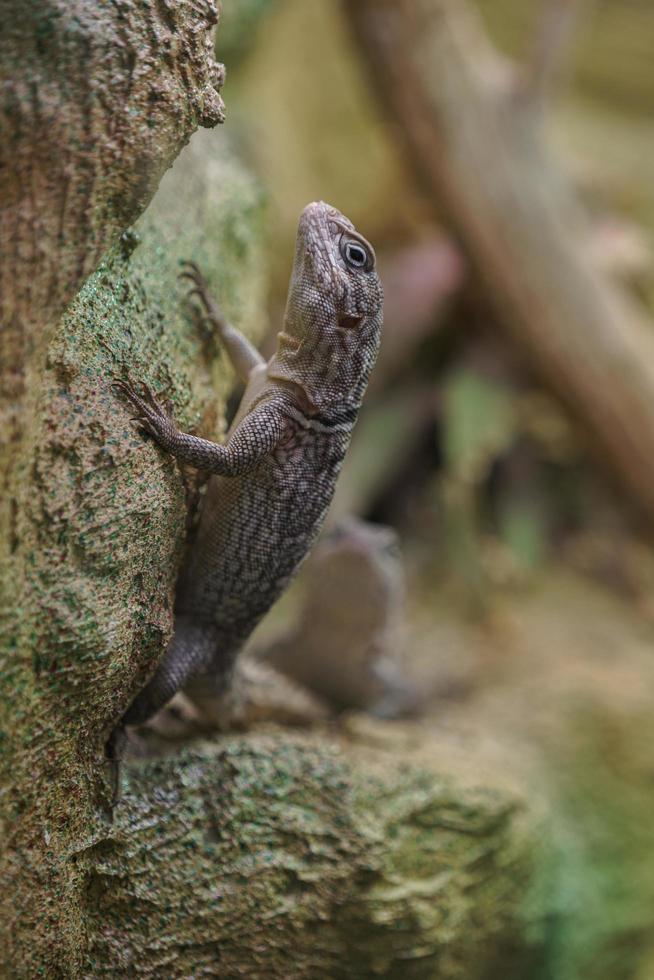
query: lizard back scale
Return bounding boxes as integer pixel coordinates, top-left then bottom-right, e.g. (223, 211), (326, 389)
(113, 201), (383, 726)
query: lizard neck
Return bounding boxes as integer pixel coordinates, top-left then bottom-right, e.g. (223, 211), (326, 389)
(267, 320), (381, 414)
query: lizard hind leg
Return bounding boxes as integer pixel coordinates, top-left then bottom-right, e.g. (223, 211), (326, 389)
(122, 616), (222, 727)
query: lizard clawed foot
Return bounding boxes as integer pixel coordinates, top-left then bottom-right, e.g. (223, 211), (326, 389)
(179, 259), (206, 290)
(112, 378), (176, 446)
(179, 260), (227, 332)
(179, 260), (211, 309)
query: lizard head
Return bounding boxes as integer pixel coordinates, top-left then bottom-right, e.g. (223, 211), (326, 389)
(269, 201), (383, 413)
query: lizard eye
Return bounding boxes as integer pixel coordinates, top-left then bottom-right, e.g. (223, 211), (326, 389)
(340, 237), (373, 272)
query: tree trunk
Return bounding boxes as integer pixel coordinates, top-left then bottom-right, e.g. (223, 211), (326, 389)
(0, 1), (227, 970)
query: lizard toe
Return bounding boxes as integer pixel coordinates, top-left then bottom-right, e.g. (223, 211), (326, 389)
(138, 381), (161, 409)
(179, 262), (204, 288)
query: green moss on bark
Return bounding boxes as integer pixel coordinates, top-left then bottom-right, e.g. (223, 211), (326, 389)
(0, 131), (266, 976)
(83, 733), (547, 979)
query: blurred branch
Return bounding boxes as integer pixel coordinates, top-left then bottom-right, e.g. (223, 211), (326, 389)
(343, 0), (654, 526)
(520, 0), (589, 107)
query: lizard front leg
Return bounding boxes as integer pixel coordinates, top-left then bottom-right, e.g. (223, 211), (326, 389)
(112, 378), (284, 474)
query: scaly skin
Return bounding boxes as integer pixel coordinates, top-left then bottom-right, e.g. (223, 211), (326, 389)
(114, 202), (383, 726)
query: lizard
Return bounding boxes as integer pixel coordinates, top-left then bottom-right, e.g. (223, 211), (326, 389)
(260, 517), (420, 718)
(111, 201), (383, 734)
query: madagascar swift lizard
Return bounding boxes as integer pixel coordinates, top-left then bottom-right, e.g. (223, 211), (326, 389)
(112, 201), (383, 729)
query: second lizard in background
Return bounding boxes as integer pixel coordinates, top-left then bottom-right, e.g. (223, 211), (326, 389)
(260, 517), (420, 719)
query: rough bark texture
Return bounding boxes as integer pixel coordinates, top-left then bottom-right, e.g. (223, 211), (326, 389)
(344, 0), (654, 524)
(0, 123), (268, 972)
(0, 1), (227, 970)
(0, 0), (225, 668)
(88, 734), (544, 979)
(0, 4), (549, 976)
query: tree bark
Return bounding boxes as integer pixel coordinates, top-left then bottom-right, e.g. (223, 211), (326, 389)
(87, 733), (543, 979)
(343, 0), (654, 525)
(0, 1), (226, 970)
